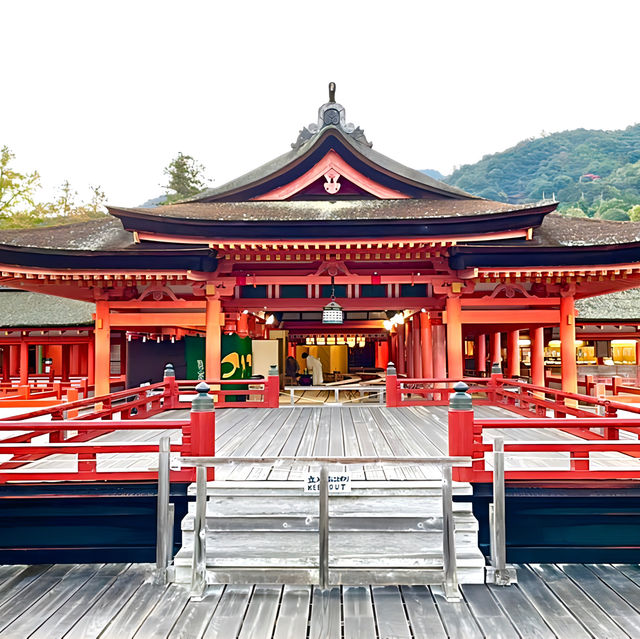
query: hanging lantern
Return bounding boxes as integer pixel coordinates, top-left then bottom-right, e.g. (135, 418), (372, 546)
(322, 276), (344, 324)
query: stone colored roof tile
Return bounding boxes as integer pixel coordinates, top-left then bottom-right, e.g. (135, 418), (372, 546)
(109, 198), (541, 222)
(0, 290), (94, 327)
(576, 288), (640, 321)
(0, 217), (135, 250)
(533, 214), (640, 247)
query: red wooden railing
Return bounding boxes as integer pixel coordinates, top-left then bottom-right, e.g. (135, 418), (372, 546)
(446, 380), (640, 482)
(0, 419), (196, 483)
(0, 369), (279, 483)
(167, 377), (280, 410)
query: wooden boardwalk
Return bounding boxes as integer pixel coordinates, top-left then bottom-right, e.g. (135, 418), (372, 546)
(2, 562), (640, 637)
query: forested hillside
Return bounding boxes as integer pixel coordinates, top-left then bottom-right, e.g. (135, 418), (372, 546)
(445, 124), (640, 220)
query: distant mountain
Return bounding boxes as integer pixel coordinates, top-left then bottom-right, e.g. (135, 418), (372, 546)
(421, 169), (445, 181)
(139, 195), (167, 208)
(444, 124), (640, 220)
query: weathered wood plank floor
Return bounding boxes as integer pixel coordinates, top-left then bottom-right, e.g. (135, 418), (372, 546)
(4, 404), (640, 477)
(2, 562), (640, 637)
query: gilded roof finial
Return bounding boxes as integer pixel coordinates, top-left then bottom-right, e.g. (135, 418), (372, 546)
(328, 82), (336, 103)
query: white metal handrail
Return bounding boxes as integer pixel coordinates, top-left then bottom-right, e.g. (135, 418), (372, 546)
(284, 385), (385, 405)
(179, 454), (471, 601)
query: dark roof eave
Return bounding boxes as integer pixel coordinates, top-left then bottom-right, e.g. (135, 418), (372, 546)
(449, 242), (640, 269)
(0, 244), (218, 272)
(111, 207), (553, 241)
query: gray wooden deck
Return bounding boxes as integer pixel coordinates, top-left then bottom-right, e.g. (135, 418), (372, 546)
(2, 562), (640, 637)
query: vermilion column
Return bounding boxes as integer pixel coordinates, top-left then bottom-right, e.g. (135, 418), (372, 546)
(560, 296), (578, 395)
(378, 340), (389, 369)
(389, 332), (397, 366)
(61, 345), (71, 382)
(205, 297), (222, 380)
(94, 301), (111, 398)
(19, 341), (29, 385)
(87, 339), (95, 386)
(432, 324), (447, 378)
(119, 333), (127, 376)
(476, 334), (486, 375)
(507, 330), (520, 378)
(10, 344), (19, 377)
(531, 327), (545, 388)
(78, 344), (87, 378)
(490, 332), (502, 368)
(396, 323), (406, 376)
(1, 347), (10, 382)
(407, 319), (415, 377)
(446, 296), (463, 379)
(70, 344), (80, 377)
(420, 312), (433, 378)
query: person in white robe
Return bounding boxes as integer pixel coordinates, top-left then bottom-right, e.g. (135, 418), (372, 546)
(302, 352), (323, 385)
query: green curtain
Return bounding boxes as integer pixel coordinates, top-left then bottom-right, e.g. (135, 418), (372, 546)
(184, 336), (206, 380)
(221, 334), (252, 401)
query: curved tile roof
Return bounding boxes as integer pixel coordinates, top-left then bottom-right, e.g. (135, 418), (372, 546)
(0, 290), (94, 327)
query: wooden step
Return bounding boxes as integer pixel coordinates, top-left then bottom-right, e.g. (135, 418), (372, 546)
(174, 478), (485, 586)
(185, 494), (476, 519)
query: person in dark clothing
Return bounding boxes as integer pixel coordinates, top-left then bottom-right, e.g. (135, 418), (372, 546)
(285, 355), (299, 384)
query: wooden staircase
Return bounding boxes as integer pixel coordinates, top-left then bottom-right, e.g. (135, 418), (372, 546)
(171, 480), (485, 587)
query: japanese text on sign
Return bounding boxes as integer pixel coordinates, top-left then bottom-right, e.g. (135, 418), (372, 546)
(305, 473), (351, 493)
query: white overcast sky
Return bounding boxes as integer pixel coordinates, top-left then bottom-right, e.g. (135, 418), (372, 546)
(2, 0), (639, 207)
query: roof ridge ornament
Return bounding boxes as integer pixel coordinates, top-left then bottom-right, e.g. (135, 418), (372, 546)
(291, 83), (372, 150)
(328, 81), (336, 103)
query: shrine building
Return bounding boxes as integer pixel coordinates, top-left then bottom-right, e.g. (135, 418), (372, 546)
(2, 84), (640, 392)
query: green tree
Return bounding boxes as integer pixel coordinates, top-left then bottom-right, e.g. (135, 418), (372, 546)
(628, 204), (640, 221)
(162, 152), (209, 202)
(563, 207), (587, 218)
(600, 208), (629, 221)
(53, 180), (78, 216)
(84, 185), (107, 217)
(0, 146), (40, 219)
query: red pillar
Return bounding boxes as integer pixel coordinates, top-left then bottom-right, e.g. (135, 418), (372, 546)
(94, 301), (111, 398)
(396, 323), (406, 376)
(19, 341), (29, 386)
(490, 332), (502, 367)
(446, 296), (463, 379)
(420, 312), (433, 378)
(87, 339), (95, 386)
(506, 330), (520, 378)
(407, 318), (415, 378)
(412, 317), (421, 378)
(205, 297), (222, 380)
(70, 344), (80, 377)
(432, 324), (447, 378)
(119, 333), (127, 376)
(531, 327), (545, 388)
(61, 345), (71, 382)
(476, 334), (486, 375)
(378, 340), (389, 369)
(560, 296), (578, 396)
(1, 347), (9, 382)
(78, 344), (87, 379)
(389, 332), (397, 367)
(10, 344), (19, 377)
